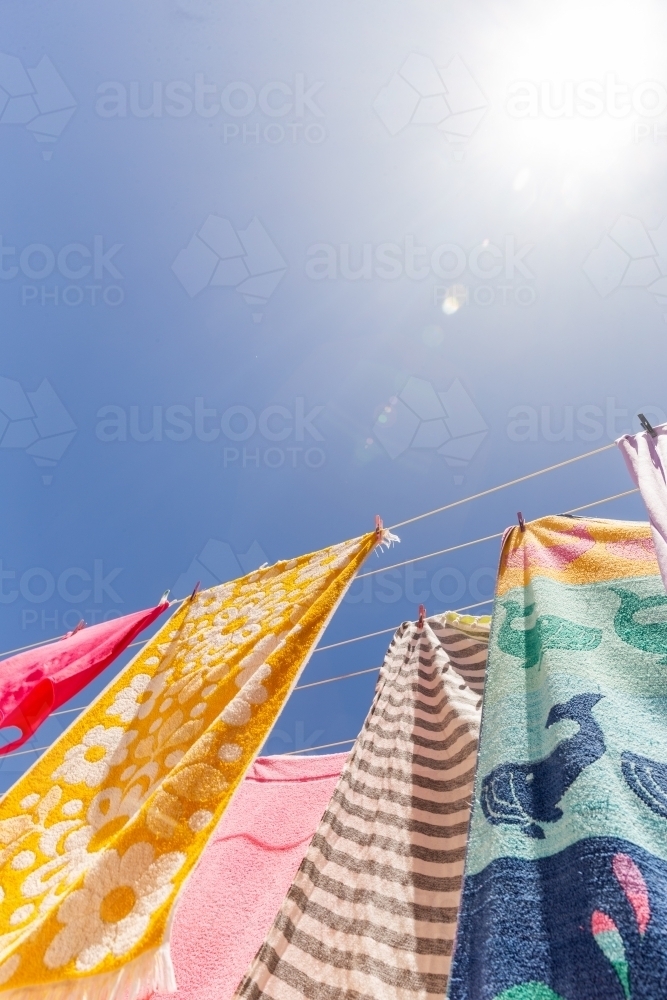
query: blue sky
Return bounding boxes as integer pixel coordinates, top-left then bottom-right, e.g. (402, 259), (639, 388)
(0, 0), (665, 788)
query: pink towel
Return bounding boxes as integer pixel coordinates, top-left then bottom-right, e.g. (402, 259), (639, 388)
(617, 421), (667, 591)
(0, 601), (168, 753)
(152, 753), (348, 1000)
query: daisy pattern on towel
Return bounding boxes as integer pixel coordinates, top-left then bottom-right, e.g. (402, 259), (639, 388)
(52, 726), (137, 789)
(44, 843), (185, 971)
(0, 531), (380, 999)
(106, 671), (171, 723)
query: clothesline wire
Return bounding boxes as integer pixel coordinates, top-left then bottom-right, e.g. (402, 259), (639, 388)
(14, 597), (495, 734)
(562, 487), (638, 515)
(186, 474), (638, 761)
(358, 531), (504, 579)
(280, 738), (357, 756)
(387, 441), (616, 530)
(360, 487), (641, 580)
(0, 482), (644, 764)
(0, 739), (361, 764)
(293, 665), (381, 690)
(0, 473), (644, 779)
(0, 733), (366, 766)
(4, 597), (488, 665)
(0, 634), (61, 659)
(45, 668), (385, 721)
(0, 443), (623, 661)
(0, 483), (640, 666)
(360, 486), (642, 581)
(313, 598), (492, 653)
(0, 744), (50, 760)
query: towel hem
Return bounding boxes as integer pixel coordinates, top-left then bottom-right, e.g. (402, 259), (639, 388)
(0, 944), (176, 1000)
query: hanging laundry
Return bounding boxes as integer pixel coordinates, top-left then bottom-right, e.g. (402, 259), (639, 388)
(152, 753), (348, 1000)
(617, 420), (667, 592)
(448, 515), (667, 1000)
(234, 611), (491, 1000)
(429, 611), (490, 701)
(0, 530), (380, 1000)
(0, 600), (169, 754)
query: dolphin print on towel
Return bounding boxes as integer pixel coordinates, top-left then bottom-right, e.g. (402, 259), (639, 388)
(621, 751), (667, 820)
(611, 588), (667, 662)
(481, 692), (605, 839)
(498, 601), (603, 669)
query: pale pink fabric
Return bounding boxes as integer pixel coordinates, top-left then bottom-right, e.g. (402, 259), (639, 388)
(153, 753), (348, 1000)
(0, 602), (168, 753)
(617, 421), (667, 591)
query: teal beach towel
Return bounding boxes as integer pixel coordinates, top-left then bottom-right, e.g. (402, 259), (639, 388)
(448, 516), (667, 1000)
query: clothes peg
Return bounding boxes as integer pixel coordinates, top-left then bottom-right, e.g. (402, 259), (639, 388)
(638, 413), (657, 438)
(72, 618), (85, 634)
(374, 516), (399, 550)
(517, 511), (526, 532)
(64, 619), (86, 639)
(418, 605), (426, 626)
(190, 580), (200, 601)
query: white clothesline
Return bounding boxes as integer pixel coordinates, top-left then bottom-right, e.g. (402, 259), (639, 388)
(280, 738), (357, 756)
(11, 596), (495, 728)
(0, 483), (639, 665)
(387, 441), (617, 529)
(0, 481), (642, 765)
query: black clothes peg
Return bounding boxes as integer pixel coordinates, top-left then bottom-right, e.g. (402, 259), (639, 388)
(638, 413), (657, 438)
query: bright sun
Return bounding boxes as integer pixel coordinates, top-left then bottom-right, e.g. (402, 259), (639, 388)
(496, 0), (667, 171)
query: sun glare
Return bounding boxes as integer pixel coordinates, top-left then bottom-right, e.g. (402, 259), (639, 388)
(497, 0), (666, 171)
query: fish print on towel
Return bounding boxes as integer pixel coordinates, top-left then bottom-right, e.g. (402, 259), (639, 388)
(481, 692), (606, 839)
(497, 600), (602, 669)
(234, 611), (491, 1000)
(611, 589), (667, 662)
(448, 516), (667, 1000)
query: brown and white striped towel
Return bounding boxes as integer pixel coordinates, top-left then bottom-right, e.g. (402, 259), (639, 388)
(429, 611), (490, 700)
(233, 612), (490, 1000)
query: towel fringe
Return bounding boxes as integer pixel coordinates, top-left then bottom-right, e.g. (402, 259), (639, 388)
(377, 528), (400, 550)
(0, 945), (176, 1000)
(374, 517), (400, 551)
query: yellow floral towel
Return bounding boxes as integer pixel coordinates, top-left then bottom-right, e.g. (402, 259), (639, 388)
(0, 531), (378, 1000)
